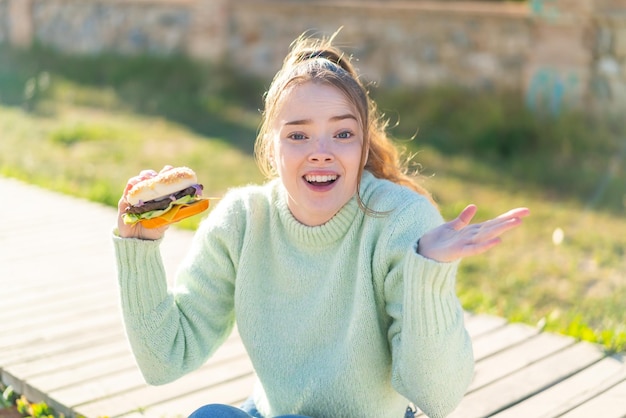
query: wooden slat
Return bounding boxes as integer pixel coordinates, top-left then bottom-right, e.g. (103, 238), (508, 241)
(0, 308), (123, 352)
(471, 321), (540, 361)
(142, 373), (257, 418)
(23, 356), (138, 407)
(560, 377), (626, 418)
(447, 341), (607, 417)
(51, 335), (248, 409)
(493, 353), (626, 418)
(5, 339), (130, 381)
(464, 312), (507, 339)
(469, 331), (575, 392)
(0, 326), (126, 369)
(1, 298), (119, 334)
(73, 351), (254, 417)
(0, 277), (115, 317)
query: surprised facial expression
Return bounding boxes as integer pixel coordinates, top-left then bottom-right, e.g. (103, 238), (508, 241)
(271, 82), (364, 226)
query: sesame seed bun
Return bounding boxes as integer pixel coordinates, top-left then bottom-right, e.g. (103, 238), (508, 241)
(127, 166), (198, 205)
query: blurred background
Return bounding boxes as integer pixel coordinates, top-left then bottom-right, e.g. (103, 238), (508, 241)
(1, 0), (625, 351)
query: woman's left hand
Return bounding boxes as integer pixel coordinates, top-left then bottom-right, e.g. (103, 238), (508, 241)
(417, 204), (530, 263)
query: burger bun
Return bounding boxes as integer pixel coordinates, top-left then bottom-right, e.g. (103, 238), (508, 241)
(127, 166), (198, 205)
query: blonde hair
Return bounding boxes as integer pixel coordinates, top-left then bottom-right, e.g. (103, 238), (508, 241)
(254, 31), (436, 213)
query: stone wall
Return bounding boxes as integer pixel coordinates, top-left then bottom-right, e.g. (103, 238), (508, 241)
(226, 1), (530, 91)
(35, 0), (193, 55)
(592, 6), (626, 111)
(0, 0), (8, 44)
(1, 0), (626, 111)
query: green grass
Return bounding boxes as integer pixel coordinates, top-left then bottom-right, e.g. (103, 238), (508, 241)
(1, 44), (625, 352)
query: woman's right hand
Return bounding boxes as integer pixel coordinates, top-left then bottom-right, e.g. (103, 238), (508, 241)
(117, 168), (171, 240)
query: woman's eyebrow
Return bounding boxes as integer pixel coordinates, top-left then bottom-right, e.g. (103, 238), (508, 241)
(284, 119), (311, 126)
(284, 114), (357, 126)
(331, 113), (357, 122)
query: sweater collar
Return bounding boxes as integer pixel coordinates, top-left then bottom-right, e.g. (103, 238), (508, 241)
(273, 171), (375, 247)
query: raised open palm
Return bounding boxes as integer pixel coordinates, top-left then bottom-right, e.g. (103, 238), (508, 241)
(417, 204), (530, 263)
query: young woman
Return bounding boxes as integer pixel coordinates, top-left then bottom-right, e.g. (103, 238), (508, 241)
(114, 33), (529, 418)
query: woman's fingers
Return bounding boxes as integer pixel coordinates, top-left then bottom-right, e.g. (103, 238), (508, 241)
(482, 207), (530, 233)
(122, 168), (161, 196)
(463, 236), (503, 257)
(451, 204), (478, 230)
(496, 207), (531, 221)
(466, 207), (530, 244)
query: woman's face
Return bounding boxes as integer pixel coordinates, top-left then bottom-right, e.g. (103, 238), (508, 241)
(270, 81), (364, 226)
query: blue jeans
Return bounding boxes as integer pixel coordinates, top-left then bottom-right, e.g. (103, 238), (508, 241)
(188, 397), (311, 418)
(188, 400), (416, 417)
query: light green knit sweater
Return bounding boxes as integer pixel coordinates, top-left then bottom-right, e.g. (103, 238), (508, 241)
(113, 171), (474, 418)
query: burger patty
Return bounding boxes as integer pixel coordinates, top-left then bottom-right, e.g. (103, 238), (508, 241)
(126, 185), (202, 215)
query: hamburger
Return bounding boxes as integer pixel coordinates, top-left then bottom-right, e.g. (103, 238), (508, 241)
(123, 166), (209, 229)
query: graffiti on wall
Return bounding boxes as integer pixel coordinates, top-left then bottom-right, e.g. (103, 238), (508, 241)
(530, 0), (561, 21)
(526, 67), (581, 114)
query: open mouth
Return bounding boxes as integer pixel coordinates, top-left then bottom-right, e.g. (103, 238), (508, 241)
(304, 174), (338, 187)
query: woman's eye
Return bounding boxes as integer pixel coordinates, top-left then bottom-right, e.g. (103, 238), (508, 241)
(336, 131), (353, 139)
(288, 133), (307, 140)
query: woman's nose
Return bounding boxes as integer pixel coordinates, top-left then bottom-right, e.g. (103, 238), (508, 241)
(308, 138), (334, 163)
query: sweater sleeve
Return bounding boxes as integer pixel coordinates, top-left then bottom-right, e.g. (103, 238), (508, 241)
(382, 201), (474, 418)
(113, 193), (243, 385)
